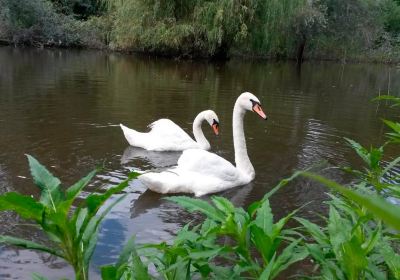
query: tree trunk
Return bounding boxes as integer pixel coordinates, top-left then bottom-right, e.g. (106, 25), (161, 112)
(296, 35), (307, 64)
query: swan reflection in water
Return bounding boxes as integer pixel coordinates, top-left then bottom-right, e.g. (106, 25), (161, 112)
(121, 146), (182, 169)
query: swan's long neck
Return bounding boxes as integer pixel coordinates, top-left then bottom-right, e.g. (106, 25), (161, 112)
(193, 113), (210, 150)
(233, 101), (255, 178)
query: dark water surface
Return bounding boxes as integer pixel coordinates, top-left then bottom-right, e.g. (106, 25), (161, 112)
(0, 46), (399, 279)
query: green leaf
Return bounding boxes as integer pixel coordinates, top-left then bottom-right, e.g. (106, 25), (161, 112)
(101, 265), (117, 280)
(263, 171), (304, 201)
(272, 208), (299, 240)
(26, 155), (64, 211)
(166, 196), (224, 222)
(211, 196), (235, 215)
(303, 172), (400, 231)
(31, 273), (49, 280)
(0, 235), (64, 258)
(66, 170), (96, 200)
(270, 240), (308, 279)
(74, 207), (88, 237)
(258, 253), (276, 280)
(189, 248), (223, 260)
(342, 236), (368, 280)
(132, 244), (151, 280)
(362, 222), (381, 255)
(372, 94), (400, 104)
(0, 192), (44, 222)
(344, 138), (370, 165)
(295, 218), (327, 246)
(379, 240), (400, 279)
(383, 119), (400, 143)
(86, 173), (136, 215)
(254, 198), (273, 236)
(250, 225), (272, 263)
(82, 194), (128, 265)
(116, 236), (136, 268)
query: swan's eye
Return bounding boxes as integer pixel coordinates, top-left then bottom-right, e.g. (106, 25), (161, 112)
(250, 99), (260, 107)
(212, 119), (219, 126)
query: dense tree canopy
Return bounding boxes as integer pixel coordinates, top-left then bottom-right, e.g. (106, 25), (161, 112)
(0, 0), (399, 61)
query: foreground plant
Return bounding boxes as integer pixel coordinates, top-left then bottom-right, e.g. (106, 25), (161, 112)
(0, 155), (137, 280)
(101, 173), (308, 280)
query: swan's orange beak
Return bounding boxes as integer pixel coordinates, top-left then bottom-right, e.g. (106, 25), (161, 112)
(212, 123), (219, 135)
(253, 103), (267, 120)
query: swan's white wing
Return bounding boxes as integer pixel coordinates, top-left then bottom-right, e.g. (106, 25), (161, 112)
(147, 119), (197, 150)
(177, 149), (239, 182)
(139, 150), (244, 196)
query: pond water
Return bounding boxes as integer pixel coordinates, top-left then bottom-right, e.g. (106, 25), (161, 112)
(0, 46), (399, 279)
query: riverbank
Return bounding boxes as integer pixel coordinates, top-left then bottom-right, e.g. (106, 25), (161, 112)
(2, 42), (400, 65)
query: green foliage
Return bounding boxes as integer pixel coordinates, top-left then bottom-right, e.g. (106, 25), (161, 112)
(0, 0), (109, 47)
(100, 173), (307, 280)
(104, 0), (257, 57)
(299, 95), (400, 278)
(0, 155), (138, 280)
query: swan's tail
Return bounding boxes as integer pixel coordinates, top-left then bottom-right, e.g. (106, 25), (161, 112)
(120, 124), (147, 148)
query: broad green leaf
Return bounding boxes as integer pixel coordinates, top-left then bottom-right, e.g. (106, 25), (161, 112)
(174, 224), (200, 245)
(250, 225), (272, 263)
(200, 218), (218, 236)
(27, 155), (64, 211)
(101, 265), (117, 280)
(74, 207), (88, 237)
(294, 217), (328, 245)
(305, 243), (325, 264)
(344, 138), (370, 165)
(379, 241), (400, 279)
(0, 235), (63, 258)
(0, 192), (43, 222)
(342, 236), (368, 279)
(247, 201), (261, 217)
(303, 172), (400, 231)
(328, 205), (351, 257)
(254, 198), (273, 236)
(211, 196), (235, 215)
(166, 196), (224, 222)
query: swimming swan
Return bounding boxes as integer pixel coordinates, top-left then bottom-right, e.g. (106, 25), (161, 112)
(139, 92), (267, 196)
(120, 110), (219, 151)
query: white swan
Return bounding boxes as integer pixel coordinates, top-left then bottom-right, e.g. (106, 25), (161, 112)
(120, 110), (220, 151)
(139, 92), (267, 196)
